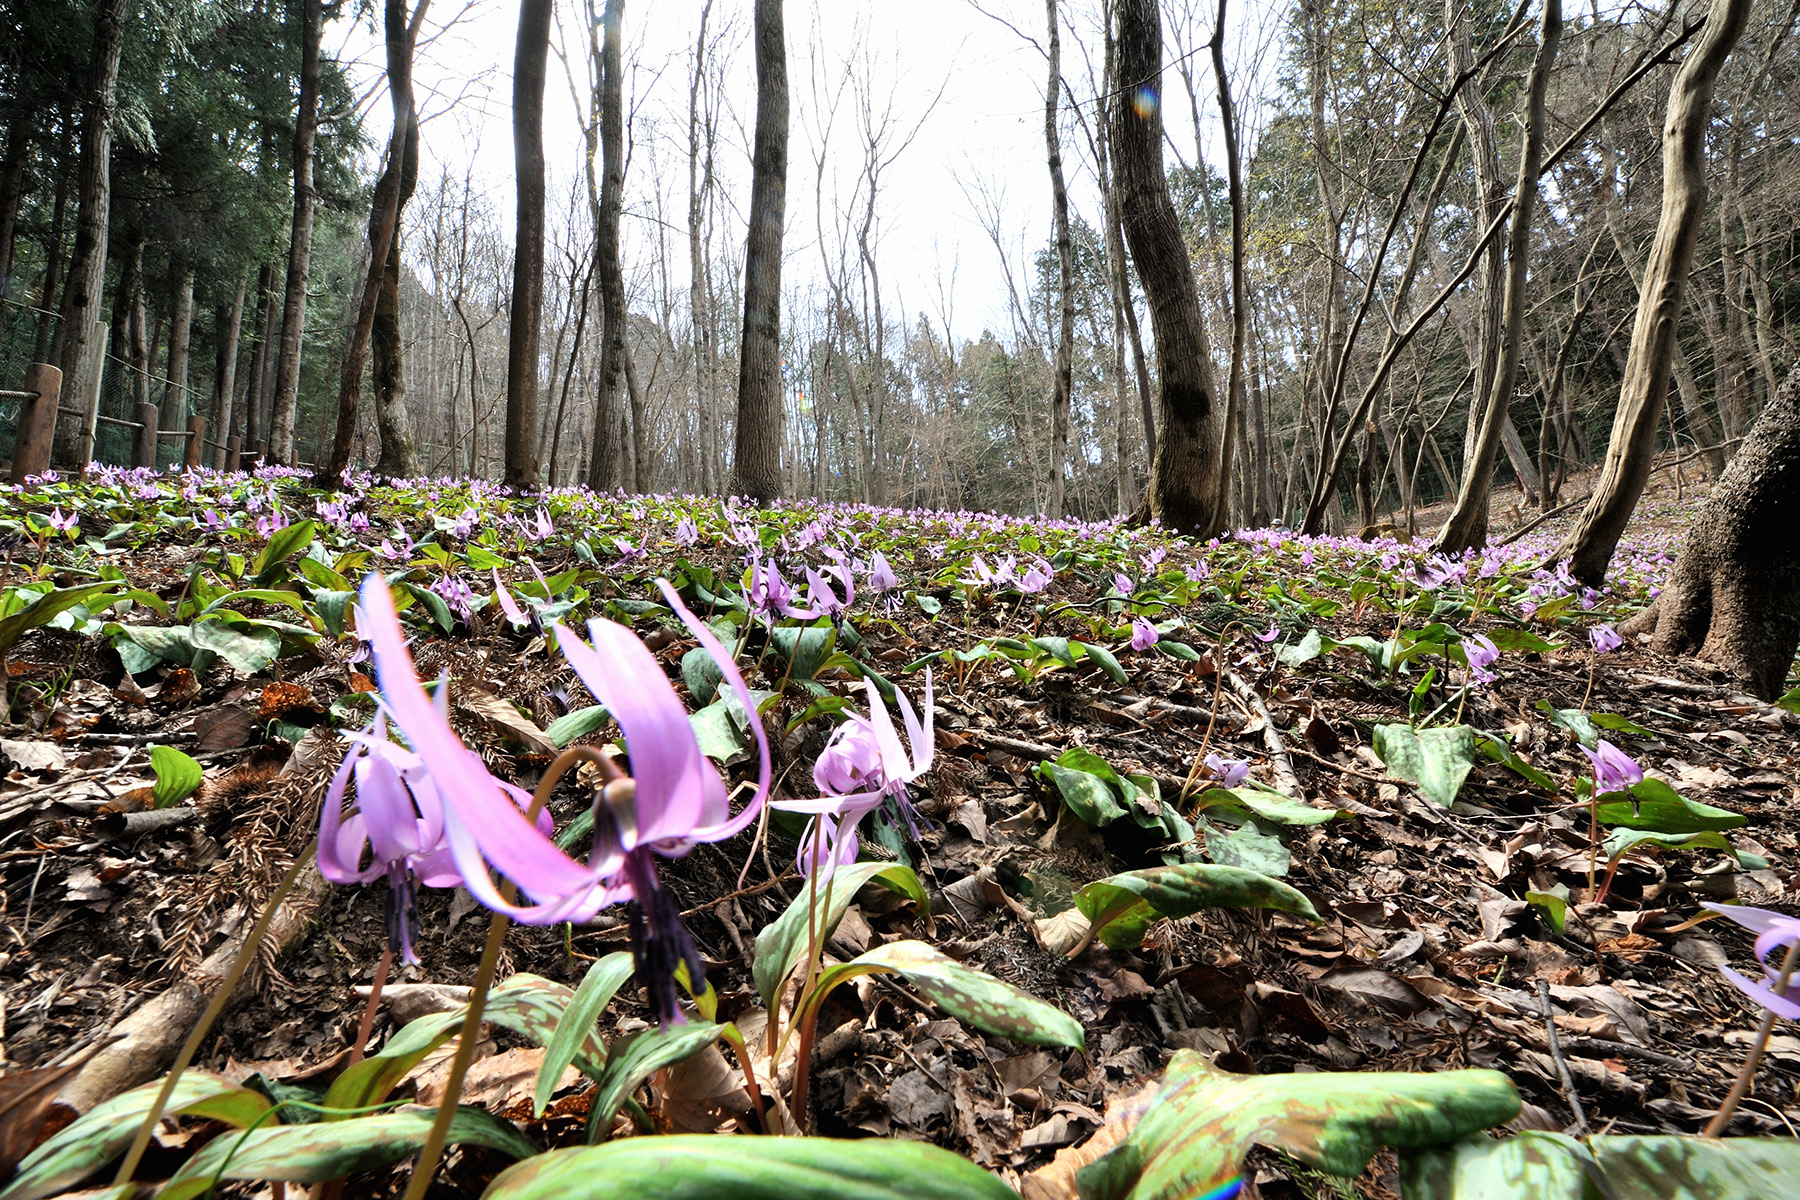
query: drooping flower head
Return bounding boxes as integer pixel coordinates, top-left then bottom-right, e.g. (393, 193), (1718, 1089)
(868, 550), (898, 594)
(1580, 739), (1643, 794)
(1130, 617), (1160, 652)
(1463, 633), (1500, 687)
(1589, 623), (1622, 655)
(1702, 903), (1800, 1020)
(773, 669), (934, 875)
(1205, 753), (1250, 788)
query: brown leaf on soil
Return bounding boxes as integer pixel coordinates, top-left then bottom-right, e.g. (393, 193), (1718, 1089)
(456, 689), (557, 756)
(191, 704), (257, 752)
(0, 1061), (82, 1177)
(656, 1042), (753, 1132)
(1018, 1078), (1159, 1200)
(348, 671), (377, 693)
(158, 667), (199, 705)
(414, 1045), (551, 1110)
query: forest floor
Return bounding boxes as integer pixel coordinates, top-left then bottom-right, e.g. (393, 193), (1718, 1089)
(1, 464), (1795, 1199)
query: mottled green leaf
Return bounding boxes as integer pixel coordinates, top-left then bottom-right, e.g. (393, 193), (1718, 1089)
(1277, 628), (1332, 667)
(1077, 641), (1130, 686)
(158, 1106), (534, 1200)
(690, 701), (750, 765)
(1074, 863), (1320, 950)
(1482, 627), (1558, 654)
(586, 1022), (726, 1139)
(1597, 780), (1744, 833)
(1079, 1051), (1520, 1200)
(681, 645), (724, 706)
(770, 624), (837, 681)
(0, 582), (124, 656)
(0, 1073), (271, 1200)
(1400, 1131), (1800, 1200)
(482, 1135), (1017, 1200)
(190, 616), (282, 674)
(322, 974), (576, 1116)
(534, 953), (632, 1115)
(1038, 761), (1128, 827)
(1374, 724), (1478, 809)
(1603, 828), (1765, 870)
(1194, 787), (1346, 826)
(1474, 732), (1557, 793)
(1204, 821), (1291, 877)
(1588, 711), (1653, 738)
(249, 520), (317, 585)
(752, 863), (928, 1012)
(842, 940), (1084, 1049)
(1535, 700), (1599, 750)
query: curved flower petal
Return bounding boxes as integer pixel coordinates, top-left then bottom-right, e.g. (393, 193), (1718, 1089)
(658, 579), (769, 840)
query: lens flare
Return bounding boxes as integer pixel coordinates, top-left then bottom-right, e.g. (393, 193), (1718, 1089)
(1133, 86), (1159, 119)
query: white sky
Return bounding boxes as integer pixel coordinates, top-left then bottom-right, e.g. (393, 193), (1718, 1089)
(335, 0), (1282, 341)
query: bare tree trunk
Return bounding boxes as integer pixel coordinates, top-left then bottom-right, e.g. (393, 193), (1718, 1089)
(1561, 0), (1753, 585)
(1622, 360), (1800, 700)
(267, 0), (323, 465)
(730, 0), (788, 504)
(161, 266), (194, 431)
(505, 0), (551, 489)
(1210, 0), (1247, 528)
(589, 0), (627, 491)
(244, 262), (274, 456)
(1111, 0), (1222, 535)
(53, 0), (129, 464)
(33, 113), (73, 363)
(1044, 0), (1074, 518)
(687, 1), (717, 495)
(0, 120), (29, 299)
(375, 2), (425, 479)
(1432, 0), (1560, 553)
(210, 272), (247, 466)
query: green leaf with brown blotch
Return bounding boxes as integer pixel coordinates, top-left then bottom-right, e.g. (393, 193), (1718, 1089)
(482, 1134), (1019, 1200)
(839, 940), (1084, 1049)
(1074, 863), (1320, 950)
(0, 1073), (273, 1200)
(1400, 1130), (1800, 1199)
(1603, 828), (1766, 871)
(1374, 724), (1478, 808)
(585, 1021), (727, 1141)
(157, 1106), (535, 1200)
(1077, 1051), (1520, 1200)
(322, 973), (577, 1117)
(752, 863), (928, 1012)
(533, 952), (632, 1116)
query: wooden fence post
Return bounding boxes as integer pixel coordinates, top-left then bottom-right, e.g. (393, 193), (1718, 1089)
(225, 435), (241, 472)
(134, 402), (159, 469)
(184, 416), (205, 470)
(9, 363), (63, 484)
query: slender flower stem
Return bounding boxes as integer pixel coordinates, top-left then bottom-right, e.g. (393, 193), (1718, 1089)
(116, 840), (319, 1185)
(1705, 938), (1800, 1137)
(401, 768), (569, 1200)
(348, 946), (394, 1067)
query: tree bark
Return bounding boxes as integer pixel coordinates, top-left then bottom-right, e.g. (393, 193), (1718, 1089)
(1210, 0), (1247, 528)
(1560, 0), (1753, 585)
(53, 0), (129, 464)
(372, 99), (421, 479)
(505, 0), (551, 489)
(210, 272), (247, 467)
(161, 266), (195, 433)
(1433, 0), (1560, 553)
(0, 119), (29, 299)
(1622, 361), (1800, 700)
(588, 0), (628, 492)
(1110, 0), (1223, 536)
(243, 262), (274, 456)
(1044, 0), (1074, 518)
(267, 0), (324, 465)
(730, 0), (788, 504)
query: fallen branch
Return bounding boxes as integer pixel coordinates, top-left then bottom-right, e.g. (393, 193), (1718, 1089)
(1222, 670), (1303, 800)
(57, 862), (329, 1111)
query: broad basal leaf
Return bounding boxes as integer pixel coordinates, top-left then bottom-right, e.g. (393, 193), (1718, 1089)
(1078, 1051), (1520, 1200)
(482, 1134), (1018, 1200)
(190, 615), (282, 674)
(533, 953), (632, 1116)
(820, 941), (1084, 1050)
(150, 744), (204, 808)
(158, 1106), (535, 1200)
(752, 863), (927, 1011)
(1596, 779), (1744, 834)
(1074, 863), (1320, 950)
(1374, 724), (1477, 809)
(586, 1022), (727, 1140)
(0, 1073), (271, 1200)
(1400, 1131), (1800, 1200)
(1603, 829), (1766, 871)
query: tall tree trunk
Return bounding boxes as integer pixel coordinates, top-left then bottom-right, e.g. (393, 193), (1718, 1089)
(1210, 0), (1247, 528)
(53, 0), (129, 465)
(0, 119), (29, 299)
(504, 0), (551, 489)
(211, 272), (247, 467)
(328, 0), (425, 482)
(1622, 360), (1800, 700)
(268, 0), (324, 465)
(33, 113), (73, 363)
(1110, 0), (1223, 535)
(372, 105), (421, 478)
(687, 1), (717, 495)
(1432, 0), (1560, 553)
(1560, 0), (1753, 585)
(730, 0), (788, 504)
(1043, 0), (1074, 518)
(162, 266), (195, 432)
(244, 262), (274, 455)
(589, 0), (627, 491)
